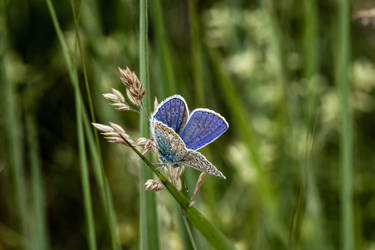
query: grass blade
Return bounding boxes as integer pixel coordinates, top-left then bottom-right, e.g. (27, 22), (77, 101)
(0, 5), (29, 247)
(188, 0), (204, 105)
(26, 114), (50, 250)
(292, 1), (330, 249)
(70, 0), (98, 130)
(76, 90), (97, 250)
(83, 111), (121, 250)
(150, 1), (198, 247)
(70, 1), (120, 249)
(119, 134), (237, 250)
(45, 1), (97, 249)
(187, 1), (218, 247)
(150, 0), (176, 96)
(180, 211), (198, 250)
(337, 0), (354, 249)
(139, 0), (160, 249)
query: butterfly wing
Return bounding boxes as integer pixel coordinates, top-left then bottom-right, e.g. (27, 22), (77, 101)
(152, 95), (189, 134)
(152, 121), (188, 164)
(179, 109), (229, 150)
(181, 150), (226, 179)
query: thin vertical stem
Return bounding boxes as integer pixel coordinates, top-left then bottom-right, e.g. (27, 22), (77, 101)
(150, 1), (197, 247)
(139, 0), (160, 249)
(26, 114), (50, 250)
(304, 0), (319, 121)
(187, 2), (213, 248)
(45, 1), (97, 249)
(290, 1), (329, 249)
(70, 0), (101, 147)
(150, 0), (176, 95)
(70, 2), (120, 249)
(82, 112), (120, 250)
(181, 212), (198, 250)
(76, 91), (97, 250)
(71, 0), (96, 124)
(0, 2), (29, 247)
(119, 134), (237, 250)
(188, 0), (204, 105)
(337, 0), (354, 250)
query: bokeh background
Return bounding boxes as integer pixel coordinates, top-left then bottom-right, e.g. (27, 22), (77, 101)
(1, 0), (375, 249)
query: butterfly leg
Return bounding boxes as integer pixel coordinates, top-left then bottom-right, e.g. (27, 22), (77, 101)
(152, 162), (166, 171)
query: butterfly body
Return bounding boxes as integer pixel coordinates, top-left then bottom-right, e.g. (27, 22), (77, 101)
(152, 121), (187, 164)
(151, 95), (228, 179)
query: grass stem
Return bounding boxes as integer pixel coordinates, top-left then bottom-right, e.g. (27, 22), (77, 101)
(0, 6), (29, 247)
(46, 1), (98, 249)
(139, 0), (160, 249)
(337, 0), (354, 249)
(26, 114), (50, 250)
(119, 133), (237, 250)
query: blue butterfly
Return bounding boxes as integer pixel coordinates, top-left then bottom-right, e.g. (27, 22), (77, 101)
(151, 95), (228, 179)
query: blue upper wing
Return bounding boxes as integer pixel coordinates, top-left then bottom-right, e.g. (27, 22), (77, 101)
(152, 95), (189, 133)
(180, 109), (228, 150)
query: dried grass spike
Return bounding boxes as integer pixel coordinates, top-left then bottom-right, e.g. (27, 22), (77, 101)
(135, 137), (149, 146)
(103, 93), (118, 102)
(92, 123), (113, 132)
(112, 88), (125, 103)
(111, 103), (131, 111)
(118, 66), (145, 107)
(109, 122), (125, 134)
(103, 88), (133, 112)
(145, 179), (165, 191)
(126, 89), (141, 106)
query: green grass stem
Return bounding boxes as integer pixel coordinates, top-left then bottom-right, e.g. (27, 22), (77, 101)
(76, 87), (97, 250)
(139, 0), (160, 249)
(150, 0), (176, 96)
(150, 1), (199, 247)
(82, 111), (120, 250)
(0, 5), (30, 247)
(70, 2), (120, 249)
(46, 1), (97, 249)
(304, 0), (319, 122)
(26, 114), (50, 250)
(188, 0), (204, 105)
(181, 211), (198, 250)
(177, 208), (197, 250)
(119, 134), (237, 250)
(70, 0), (99, 136)
(337, 0), (354, 249)
(292, 1), (329, 249)
(186, 1), (214, 248)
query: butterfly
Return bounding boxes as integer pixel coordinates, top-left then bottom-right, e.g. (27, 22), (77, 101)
(150, 95), (229, 179)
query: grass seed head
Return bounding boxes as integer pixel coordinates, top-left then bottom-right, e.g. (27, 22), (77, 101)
(145, 179), (165, 191)
(119, 67), (145, 107)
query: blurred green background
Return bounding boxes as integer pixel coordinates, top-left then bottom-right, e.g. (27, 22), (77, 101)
(1, 0), (375, 249)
